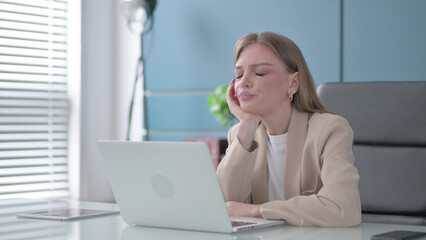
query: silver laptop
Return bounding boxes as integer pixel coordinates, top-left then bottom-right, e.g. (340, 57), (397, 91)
(97, 141), (284, 233)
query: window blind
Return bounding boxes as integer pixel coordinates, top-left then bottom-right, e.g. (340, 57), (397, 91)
(0, 0), (70, 199)
(0, 198), (69, 239)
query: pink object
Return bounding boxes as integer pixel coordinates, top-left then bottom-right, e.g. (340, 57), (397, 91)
(183, 138), (220, 170)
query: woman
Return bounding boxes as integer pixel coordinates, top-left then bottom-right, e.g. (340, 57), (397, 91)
(216, 32), (361, 227)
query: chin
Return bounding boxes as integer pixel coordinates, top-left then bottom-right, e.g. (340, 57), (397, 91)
(241, 105), (262, 115)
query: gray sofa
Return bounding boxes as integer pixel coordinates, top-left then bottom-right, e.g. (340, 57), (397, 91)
(317, 81), (426, 226)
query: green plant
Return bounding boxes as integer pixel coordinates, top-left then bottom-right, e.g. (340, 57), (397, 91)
(207, 84), (236, 127)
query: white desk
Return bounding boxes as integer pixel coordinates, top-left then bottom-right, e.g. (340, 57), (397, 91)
(0, 199), (425, 240)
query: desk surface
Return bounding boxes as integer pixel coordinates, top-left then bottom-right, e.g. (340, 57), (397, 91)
(0, 198), (425, 240)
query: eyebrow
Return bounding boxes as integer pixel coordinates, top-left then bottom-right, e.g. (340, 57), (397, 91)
(234, 62), (273, 70)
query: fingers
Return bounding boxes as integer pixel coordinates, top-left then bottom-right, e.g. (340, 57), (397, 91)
(227, 79), (236, 99)
(227, 78), (240, 106)
(225, 201), (237, 216)
(225, 201), (262, 218)
(227, 79), (238, 106)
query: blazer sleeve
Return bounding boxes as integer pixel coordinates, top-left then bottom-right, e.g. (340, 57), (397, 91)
(260, 116), (362, 227)
(216, 125), (258, 203)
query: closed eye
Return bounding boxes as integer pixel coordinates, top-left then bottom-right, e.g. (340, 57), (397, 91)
(256, 73), (265, 77)
(235, 75), (243, 79)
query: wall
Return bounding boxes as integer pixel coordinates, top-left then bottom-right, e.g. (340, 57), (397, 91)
(143, 0), (426, 141)
(80, 0), (140, 202)
(343, 0), (426, 82)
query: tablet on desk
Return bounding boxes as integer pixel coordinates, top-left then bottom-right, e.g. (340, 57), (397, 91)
(17, 208), (120, 221)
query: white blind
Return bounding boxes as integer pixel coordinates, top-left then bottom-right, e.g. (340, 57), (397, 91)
(0, 198), (69, 239)
(0, 0), (70, 199)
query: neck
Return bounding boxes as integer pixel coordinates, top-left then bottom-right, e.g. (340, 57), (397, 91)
(262, 105), (293, 135)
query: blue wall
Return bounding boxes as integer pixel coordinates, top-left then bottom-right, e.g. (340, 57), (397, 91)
(143, 0), (426, 141)
(343, 0), (426, 82)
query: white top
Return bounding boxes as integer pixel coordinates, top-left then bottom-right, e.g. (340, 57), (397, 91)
(266, 131), (287, 201)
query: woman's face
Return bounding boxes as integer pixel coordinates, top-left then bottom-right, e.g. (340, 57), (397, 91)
(234, 43), (296, 116)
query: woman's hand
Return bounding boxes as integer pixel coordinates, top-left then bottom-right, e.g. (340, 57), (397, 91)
(227, 79), (261, 151)
(227, 79), (260, 122)
(226, 201), (262, 218)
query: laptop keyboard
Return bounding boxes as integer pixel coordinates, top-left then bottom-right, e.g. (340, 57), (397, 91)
(231, 221), (256, 227)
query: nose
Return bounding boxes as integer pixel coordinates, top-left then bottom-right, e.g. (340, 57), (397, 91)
(239, 74), (252, 89)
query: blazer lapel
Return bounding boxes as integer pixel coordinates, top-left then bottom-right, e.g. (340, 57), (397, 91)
(251, 124), (269, 204)
(284, 107), (309, 199)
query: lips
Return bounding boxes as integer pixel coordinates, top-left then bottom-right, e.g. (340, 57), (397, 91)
(238, 91), (255, 101)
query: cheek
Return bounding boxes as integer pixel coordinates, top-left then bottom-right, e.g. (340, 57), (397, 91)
(265, 81), (287, 99)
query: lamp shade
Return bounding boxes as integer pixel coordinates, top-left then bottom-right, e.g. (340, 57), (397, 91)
(120, 0), (156, 34)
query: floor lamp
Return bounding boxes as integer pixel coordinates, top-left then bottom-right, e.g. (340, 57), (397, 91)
(120, 0), (156, 141)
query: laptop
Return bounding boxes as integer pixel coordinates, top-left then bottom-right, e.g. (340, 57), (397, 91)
(97, 141), (284, 233)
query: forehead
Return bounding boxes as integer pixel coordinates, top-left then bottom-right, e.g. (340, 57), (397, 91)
(235, 43), (280, 67)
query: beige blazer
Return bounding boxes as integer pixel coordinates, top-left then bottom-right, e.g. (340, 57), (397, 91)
(217, 107), (361, 227)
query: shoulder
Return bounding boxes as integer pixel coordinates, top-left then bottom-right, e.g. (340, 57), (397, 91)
(309, 112), (351, 129)
(307, 112), (353, 139)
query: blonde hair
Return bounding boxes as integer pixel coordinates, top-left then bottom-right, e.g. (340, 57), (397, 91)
(234, 32), (330, 114)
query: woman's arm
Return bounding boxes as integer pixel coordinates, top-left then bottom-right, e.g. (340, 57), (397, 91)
(216, 79), (261, 203)
(216, 125), (257, 203)
(226, 78), (260, 151)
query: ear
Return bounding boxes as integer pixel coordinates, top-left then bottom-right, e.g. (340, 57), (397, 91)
(288, 72), (300, 94)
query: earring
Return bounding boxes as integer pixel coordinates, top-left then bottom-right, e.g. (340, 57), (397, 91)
(289, 92), (293, 102)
